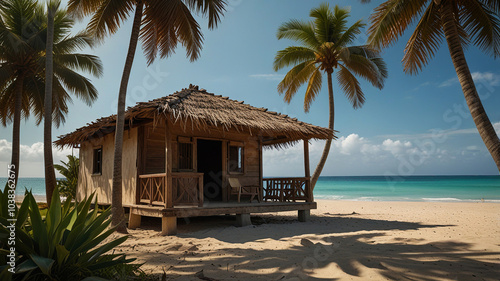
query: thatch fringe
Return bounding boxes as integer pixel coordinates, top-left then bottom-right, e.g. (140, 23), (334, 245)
(55, 85), (334, 148)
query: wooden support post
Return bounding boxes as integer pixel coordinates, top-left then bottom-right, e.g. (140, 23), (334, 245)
(165, 119), (173, 208)
(222, 140), (228, 202)
(303, 139), (310, 178)
(198, 173), (204, 207)
(258, 139), (263, 202)
(128, 212), (141, 229)
(298, 209), (310, 222)
(303, 140), (313, 202)
(236, 213), (251, 227)
(161, 216), (177, 235)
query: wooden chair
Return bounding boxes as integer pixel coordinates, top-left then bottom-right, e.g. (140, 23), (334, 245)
(228, 178), (260, 203)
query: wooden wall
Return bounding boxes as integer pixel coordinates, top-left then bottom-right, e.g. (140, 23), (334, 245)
(167, 120), (261, 202)
(77, 127), (138, 205)
(77, 119), (263, 205)
(141, 122), (166, 174)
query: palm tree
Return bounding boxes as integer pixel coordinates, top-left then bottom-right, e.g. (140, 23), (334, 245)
(44, 0), (58, 206)
(0, 0), (103, 193)
(368, 0), (500, 172)
(274, 3), (388, 189)
(54, 154), (79, 199)
(68, 0), (226, 232)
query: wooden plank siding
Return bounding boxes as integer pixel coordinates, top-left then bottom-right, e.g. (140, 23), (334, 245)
(77, 119), (263, 206)
(77, 127), (138, 206)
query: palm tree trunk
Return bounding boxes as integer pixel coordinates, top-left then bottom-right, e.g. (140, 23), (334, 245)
(10, 76), (23, 190)
(44, 4), (57, 206)
(440, 3), (500, 172)
(111, 1), (143, 233)
(311, 70), (335, 188)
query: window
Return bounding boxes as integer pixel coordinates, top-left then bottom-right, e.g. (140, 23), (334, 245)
(178, 142), (193, 170)
(228, 145), (244, 173)
(93, 147), (102, 175)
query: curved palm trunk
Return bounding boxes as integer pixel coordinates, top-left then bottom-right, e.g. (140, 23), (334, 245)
(311, 71), (335, 188)
(10, 77), (24, 190)
(111, 1), (143, 233)
(44, 5), (57, 206)
(440, 3), (500, 172)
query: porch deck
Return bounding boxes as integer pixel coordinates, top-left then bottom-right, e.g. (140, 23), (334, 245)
(129, 175), (316, 235)
(128, 201), (317, 218)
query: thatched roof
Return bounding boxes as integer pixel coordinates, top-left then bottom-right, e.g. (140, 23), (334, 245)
(55, 85), (334, 148)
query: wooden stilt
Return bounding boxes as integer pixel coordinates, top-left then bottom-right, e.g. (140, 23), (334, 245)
(161, 216), (177, 235)
(128, 212), (141, 229)
(298, 209), (310, 222)
(236, 213), (251, 226)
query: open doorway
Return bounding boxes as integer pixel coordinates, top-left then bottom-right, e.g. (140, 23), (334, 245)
(197, 139), (223, 201)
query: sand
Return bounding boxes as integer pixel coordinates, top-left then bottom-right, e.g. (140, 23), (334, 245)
(103, 200), (500, 280)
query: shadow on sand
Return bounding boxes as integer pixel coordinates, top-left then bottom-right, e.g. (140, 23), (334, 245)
(131, 214), (499, 280)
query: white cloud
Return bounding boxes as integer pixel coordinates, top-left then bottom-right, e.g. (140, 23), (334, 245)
(249, 74), (284, 81)
(335, 134), (366, 155)
(494, 122), (500, 136)
(439, 72), (500, 88)
(264, 129), (499, 177)
(439, 77), (458, 88)
(0, 139), (75, 177)
(382, 139), (412, 156)
(471, 72), (500, 86)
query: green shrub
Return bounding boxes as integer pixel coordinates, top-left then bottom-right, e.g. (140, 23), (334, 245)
(54, 155), (79, 199)
(0, 187), (139, 280)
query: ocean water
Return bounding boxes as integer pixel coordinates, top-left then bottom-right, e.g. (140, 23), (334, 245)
(1, 178), (50, 196)
(314, 175), (500, 202)
(1, 176), (499, 202)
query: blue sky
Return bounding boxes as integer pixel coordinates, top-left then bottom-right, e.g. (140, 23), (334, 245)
(1, 0), (499, 177)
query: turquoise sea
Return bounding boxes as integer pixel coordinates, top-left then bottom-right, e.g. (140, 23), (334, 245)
(314, 175), (500, 202)
(1, 176), (499, 202)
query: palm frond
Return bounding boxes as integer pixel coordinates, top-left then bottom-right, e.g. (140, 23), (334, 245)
(303, 68), (322, 112)
(87, 0), (135, 41)
(340, 47), (387, 89)
(67, 0), (105, 20)
(334, 19), (365, 48)
(54, 65), (98, 106)
(53, 31), (96, 53)
(273, 46), (316, 72)
(277, 61), (317, 104)
(481, 0), (500, 14)
(54, 53), (103, 78)
(460, 0), (500, 57)
(141, 0), (203, 64)
(182, 0), (226, 29)
(51, 79), (70, 127)
(368, 0), (430, 49)
(337, 65), (365, 109)
(402, 2), (444, 74)
(277, 19), (320, 49)
(310, 3), (336, 43)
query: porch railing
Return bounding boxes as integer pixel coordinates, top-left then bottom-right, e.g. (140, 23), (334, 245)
(138, 173), (204, 207)
(139, 173), (166, 206)
(172, 172), (204, 207)
(262, 177), (311, 202)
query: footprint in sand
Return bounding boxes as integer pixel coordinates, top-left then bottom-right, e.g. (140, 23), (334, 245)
(300, 238), (315, 247)
(166, 243), (183, 251)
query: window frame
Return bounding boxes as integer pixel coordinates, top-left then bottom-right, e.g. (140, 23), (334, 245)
(92, 146), (103, 175)
(177, 137), (194, 171)
(228, 142), (244, 174)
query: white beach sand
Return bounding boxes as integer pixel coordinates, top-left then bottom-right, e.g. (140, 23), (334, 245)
(101, 200), (500, 280)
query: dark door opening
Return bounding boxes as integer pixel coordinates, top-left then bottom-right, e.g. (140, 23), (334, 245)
(197, 139), (223, 201)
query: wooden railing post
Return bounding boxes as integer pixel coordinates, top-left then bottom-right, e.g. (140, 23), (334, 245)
(303, 140), (313, 202)
(165, 119), (173, 209)
(198, 174), (203, 207)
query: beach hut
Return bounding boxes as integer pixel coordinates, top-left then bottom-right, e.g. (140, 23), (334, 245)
(55, 85), (333, 235)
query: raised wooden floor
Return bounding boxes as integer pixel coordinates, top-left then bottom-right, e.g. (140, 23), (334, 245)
(127, 201), (316, 235)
